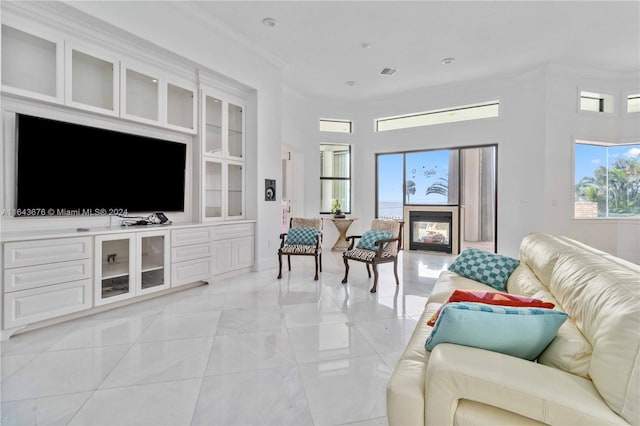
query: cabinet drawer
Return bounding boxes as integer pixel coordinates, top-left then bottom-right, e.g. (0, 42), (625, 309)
(212, 223), (254, 241)
(172, 227), (213, 247)
(4, 279), (92, 328)
(4, 259), (92, 293)
(171, 243), (212, 263)
(4, 237), (92, 268)
(171, 258), (212, 287)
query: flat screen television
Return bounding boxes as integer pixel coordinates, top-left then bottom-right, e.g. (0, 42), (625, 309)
(15, 113), (187, 217)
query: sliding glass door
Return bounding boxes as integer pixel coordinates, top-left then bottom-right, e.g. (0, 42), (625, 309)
(376, 145), (497, 253)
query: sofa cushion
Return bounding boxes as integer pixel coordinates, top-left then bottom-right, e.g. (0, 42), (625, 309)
(356, 229), (392, 251)
(285, 227), (318, 245)
(425, 302), (568, 360)
(426, 289), (555, 326)
(506, 264), (548, 297)
(549, 251), (640, 424)
(448, 248), (520, 291)
(518, 232), (576, 287)
(538, 317), (593, 379)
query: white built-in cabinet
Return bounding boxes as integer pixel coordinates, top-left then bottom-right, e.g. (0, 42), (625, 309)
(1, 22), (196, 134)
(94, 230), (170, 306)
(1, 223), (253, 338)
(0, 11), (256, 338)
(202, 88), (246, 221)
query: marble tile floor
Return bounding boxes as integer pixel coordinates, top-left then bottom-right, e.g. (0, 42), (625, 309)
(1, 249), (455, 426)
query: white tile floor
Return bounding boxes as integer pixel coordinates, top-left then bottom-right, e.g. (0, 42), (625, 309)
(1, 249), (455, 426)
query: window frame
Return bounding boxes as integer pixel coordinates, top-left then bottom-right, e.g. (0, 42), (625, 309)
(320, 143), (352, 214)
(577, 88), (616, 115)
(374, 100), (499, 132)
(319, 118), (352, 133)
(573, 138), (640, 220)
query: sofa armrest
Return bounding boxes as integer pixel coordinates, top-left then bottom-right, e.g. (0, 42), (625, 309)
(426, 343), (628, 426)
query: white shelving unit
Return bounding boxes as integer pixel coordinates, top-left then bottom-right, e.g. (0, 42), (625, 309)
(121, 61), (161, 125)
(201, 87), (246, 221)
(65, 41), (120, 116)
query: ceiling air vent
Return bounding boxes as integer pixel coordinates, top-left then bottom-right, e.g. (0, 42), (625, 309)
(379, 67), (398, 76)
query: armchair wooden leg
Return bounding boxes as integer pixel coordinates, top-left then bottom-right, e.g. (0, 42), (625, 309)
(393, 259), (399, 285)
(314, 255), (319, 281)
(366, 264), (371, 278)
(319, 253), (322, 272)
(341, 256), (349, 284)
(277, 253), (283, 279)
(287, 255), (291, 271)
(370, 264), (379, 293)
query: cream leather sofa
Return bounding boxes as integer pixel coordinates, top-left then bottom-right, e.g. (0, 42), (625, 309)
(387, 232), (639, 425)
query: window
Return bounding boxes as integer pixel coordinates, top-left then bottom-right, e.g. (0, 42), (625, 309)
(320, 144), (351, 213)
(574, 140), (640, 218)
(579, 91), (614, 113)
(319, 119), (352, 133)
(375, 101), (499, 132)
(627, 93), (640, 113)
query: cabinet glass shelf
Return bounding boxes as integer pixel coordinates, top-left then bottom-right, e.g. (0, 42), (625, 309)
(101, 261), (130, 279)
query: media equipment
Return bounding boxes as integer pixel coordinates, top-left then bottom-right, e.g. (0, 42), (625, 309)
(14, 114), (187, 217)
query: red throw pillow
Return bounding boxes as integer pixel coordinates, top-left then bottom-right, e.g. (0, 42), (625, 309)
(427, 289), (555, 326)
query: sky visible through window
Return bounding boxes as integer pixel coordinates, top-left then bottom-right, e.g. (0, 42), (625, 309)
(575, 144), (640, 183)
(377, 150), (452, 218)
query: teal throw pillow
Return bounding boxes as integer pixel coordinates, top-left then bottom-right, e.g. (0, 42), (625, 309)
(448, 248), (520, 291)
(356, 230), (392, 251)
(285, 227), (318, 245)
(425, 302), (567, 360)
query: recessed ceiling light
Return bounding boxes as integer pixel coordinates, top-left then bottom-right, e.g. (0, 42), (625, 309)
(441, 57), (455, 65)
(380, 68), (398, 76)
(262, 17), (278, 27)
(345, 81), (356, 87)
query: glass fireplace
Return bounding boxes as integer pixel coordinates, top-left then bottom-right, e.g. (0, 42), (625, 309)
(409, 210), (453, 253)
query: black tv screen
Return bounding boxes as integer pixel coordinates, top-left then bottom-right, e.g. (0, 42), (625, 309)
(15, 113), (187, 216)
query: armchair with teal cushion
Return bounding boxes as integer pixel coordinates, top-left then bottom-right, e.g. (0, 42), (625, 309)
(278, 217), (323, 280)
(341, 219), (404, 293)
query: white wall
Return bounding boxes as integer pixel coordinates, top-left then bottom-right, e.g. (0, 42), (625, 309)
(543, 65), (640, 262)
(283, 65), (639, 262)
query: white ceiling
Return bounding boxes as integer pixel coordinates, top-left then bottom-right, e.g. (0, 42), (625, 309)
(67, 1), (640, 101)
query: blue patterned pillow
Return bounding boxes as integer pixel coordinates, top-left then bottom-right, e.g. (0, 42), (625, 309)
(356, 230), (392, 251)
(448, 248), (519, 291)
(425, 302), (567, 360)
(285, 227), (318, 245)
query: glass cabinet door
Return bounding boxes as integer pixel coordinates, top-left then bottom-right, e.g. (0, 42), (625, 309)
(228, 102), (243, 158)
(1, 24), (63, 103)
(137, 231), (170, 295)
(166, 82), (196, 132)
(227, 162), (244, 217)
(204, 160), (223, 220)
(204, 94), (223, 155)
(95, 234), (135, 306)
(66, 43), (119, 116)
(123, 66), (160, 123)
